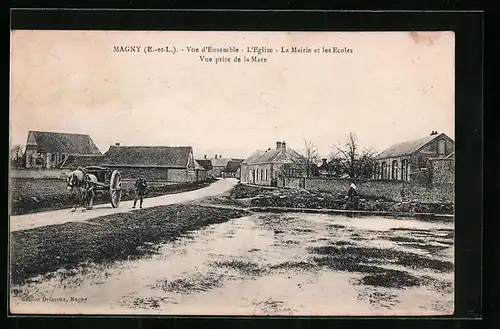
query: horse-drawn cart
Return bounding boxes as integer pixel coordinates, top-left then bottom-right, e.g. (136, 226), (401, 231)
(83, 166), (122, 208)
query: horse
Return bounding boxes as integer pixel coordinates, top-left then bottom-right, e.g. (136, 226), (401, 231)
(66, 168), (98, 212)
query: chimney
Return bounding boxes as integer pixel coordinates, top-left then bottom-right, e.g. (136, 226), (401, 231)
(115, 143), (120, 146)
(204, 154), (207, 159)
(322, 158), (327, 165)
(276, 141), (282, 150)
(282, 141), (286, 149)
(430, 130), (438, 136)
(215, 154), (218, 159)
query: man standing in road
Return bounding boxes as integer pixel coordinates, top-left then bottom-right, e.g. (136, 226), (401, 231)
(132, 174), (148, 209)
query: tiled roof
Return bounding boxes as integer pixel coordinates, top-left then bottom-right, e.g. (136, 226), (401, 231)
(101, 146), (192, 168)
(211, 157), (245, 167)
(242, 147), (307, 165)
(195, 159), (213, 171)
(241, 150), (265, 165)
(26, 131), (101, 155)
(211, 158), (230, 167)
(60, 155), (104, 169)
(194, 160), (205, 171)
(224, 159), (243, 172)
(375, 133), (452, 159)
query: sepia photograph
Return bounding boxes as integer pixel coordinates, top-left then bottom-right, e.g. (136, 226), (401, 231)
(9, 30), (455, 316)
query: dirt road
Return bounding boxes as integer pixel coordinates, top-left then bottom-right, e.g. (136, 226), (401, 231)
(11, 212), (454, 316)
(10, 178), (238, 232)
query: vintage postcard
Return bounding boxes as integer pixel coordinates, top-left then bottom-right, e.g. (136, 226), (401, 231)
(9, 30), (455, 316)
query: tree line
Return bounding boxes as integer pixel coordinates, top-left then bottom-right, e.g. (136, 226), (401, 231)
(300, 132), (376, 179)
(10, 145), (25, 169)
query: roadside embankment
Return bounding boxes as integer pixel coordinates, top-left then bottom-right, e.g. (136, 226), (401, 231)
(230, 184), (454, 216)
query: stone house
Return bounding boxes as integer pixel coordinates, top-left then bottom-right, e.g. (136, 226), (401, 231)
(24, 130), (101, 169)
(195, 158), (214, 179)
(240, 141), (307, 187)
(100, 144), (205, 183)
(373, 131), (454, 182)
(194, 160), (207, 181)
(222, 159), (243, 179)
(209, 155), (244, 178)
(317, 158), (345, 177)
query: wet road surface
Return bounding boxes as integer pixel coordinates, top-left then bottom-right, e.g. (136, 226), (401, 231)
(11, 212), (454, 316)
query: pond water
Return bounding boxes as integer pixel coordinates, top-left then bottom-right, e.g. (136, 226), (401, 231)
(11, 213), (454, 316)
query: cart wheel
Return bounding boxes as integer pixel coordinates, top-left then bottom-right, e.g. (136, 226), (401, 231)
(110, 170), (122, 208)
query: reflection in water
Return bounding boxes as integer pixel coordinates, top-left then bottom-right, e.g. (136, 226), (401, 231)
(11, 213), (454, 315)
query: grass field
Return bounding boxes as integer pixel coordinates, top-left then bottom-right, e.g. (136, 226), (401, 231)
(10, 179), (68, 199)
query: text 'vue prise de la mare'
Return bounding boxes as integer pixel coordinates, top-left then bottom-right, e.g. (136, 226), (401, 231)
(113, 45), (354, 64)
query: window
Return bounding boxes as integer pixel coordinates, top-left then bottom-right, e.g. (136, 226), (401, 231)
(381, 162), (387, 179)
(265, 169), (268, 181)
(35, 157), (44, 167)
(51, 154), (56, 162)
(401, 159), (409, 181)
(392, 160), (399, 180)
(438, 140), (446, 155)
(374, 163), (380, 179)
(261, 169), (264, 181)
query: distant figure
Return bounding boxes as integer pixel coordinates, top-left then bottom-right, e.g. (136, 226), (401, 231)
(85, 178), (95, 210)
(346, 181), (358, 200)
(132, 174), (148, 209)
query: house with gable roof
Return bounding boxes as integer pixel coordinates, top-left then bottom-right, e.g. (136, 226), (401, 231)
(240, 141), (307, 187)
(222, 159), (244, 179)
(195, 158), (214, 179)
(207, 155), (244, 178)
(373, 131), (454, 181)
(24, 130), (102, 169)
(100, 144), (205, 183)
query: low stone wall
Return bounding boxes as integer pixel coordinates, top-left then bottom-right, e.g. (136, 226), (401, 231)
(234, 184), (454, 215)
(121, 179), (178, 189)
(278, 177), (304, 188)
(10, 169), (71, 180)
(305, 177), (454, 204)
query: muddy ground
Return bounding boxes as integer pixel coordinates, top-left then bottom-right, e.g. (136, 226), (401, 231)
(10, 199), (454, 315)
(10, 204), (249, 285)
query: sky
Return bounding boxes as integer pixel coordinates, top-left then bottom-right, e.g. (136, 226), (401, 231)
(10, 31), (455, 160)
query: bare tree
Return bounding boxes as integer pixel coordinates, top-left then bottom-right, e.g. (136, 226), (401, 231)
(10, 145), (25, 169)
(302, 139), (320, 177)
(331, 133), (376, 179)
(324, 152), (344, 177)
